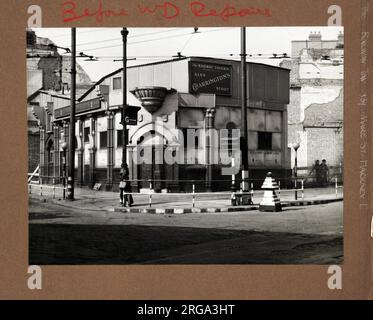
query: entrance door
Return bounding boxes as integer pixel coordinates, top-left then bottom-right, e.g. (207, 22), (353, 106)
(136, 133), (165, 191)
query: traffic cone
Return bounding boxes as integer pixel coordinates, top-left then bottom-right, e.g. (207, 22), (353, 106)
(259, 172), (282, 212)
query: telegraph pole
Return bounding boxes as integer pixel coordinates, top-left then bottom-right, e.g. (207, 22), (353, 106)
(240, 27), (250, 204)
(67, 27), (76, 200)
(121, 27), (129, 170)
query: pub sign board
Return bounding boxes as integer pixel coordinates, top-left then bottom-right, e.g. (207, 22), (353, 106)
(54, 98), (101, 119)
(123, 105), (141, 126)
(189, 61), (232, 96)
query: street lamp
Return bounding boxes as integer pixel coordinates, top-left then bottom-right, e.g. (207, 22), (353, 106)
(120, 27), (129, 173)
(61, 142), (68, 200)
(292, 142), (300, 200)
(240, 26), (251, 205)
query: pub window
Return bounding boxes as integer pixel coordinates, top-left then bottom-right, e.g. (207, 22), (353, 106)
(257, 132), (272, 150)
(226, 122), (237, 156)
(113, 77), (121, 90)
(182, 128), (198, 149)
(117, 129), (129, 147)
(84, 127), (90, 143)
(100, 131), (108, 148)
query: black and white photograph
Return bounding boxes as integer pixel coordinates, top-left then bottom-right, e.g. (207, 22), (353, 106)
(27, 26), (344, 265)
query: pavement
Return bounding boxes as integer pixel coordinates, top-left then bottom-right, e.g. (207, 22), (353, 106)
(29, 185), (343, 214)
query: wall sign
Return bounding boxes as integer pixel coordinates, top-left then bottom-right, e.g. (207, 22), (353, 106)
(54, 98), (101, 119)
(189, 61), (232, 96)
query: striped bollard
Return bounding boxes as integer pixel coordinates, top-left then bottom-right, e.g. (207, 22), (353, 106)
(259, 172), (282, 212)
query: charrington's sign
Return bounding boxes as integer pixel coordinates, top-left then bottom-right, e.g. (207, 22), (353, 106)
(189, 61), (232, 96)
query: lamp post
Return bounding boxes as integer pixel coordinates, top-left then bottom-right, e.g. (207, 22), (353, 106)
(61, 142), (67, 199)
(240, 26), (250, 205)
(67, 27), (76, 200)
(292, 142), (300, 200)
(230, 157), (236, 206)
(120, 27), (129, 172)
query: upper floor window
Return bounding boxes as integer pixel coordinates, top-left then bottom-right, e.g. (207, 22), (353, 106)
(113, 77), (121, 90)
(46, 113), (52, 133)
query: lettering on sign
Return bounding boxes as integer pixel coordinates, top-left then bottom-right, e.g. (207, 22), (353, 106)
(189, 61), (232, 96)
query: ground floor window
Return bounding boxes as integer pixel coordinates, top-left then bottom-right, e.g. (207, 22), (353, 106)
(100, 131), (107, 148)
(258, 131), (272, 150)
(117, 129), (129, 147)
(84, 127), (90, 143)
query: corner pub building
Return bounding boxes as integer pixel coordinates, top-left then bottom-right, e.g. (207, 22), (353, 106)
(34, 56), (291, 192)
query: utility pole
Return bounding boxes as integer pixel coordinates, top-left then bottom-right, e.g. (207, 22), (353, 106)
(121, 27), (129, 170)
(67, 27), (76, 200)
(240, 27), (250, 205)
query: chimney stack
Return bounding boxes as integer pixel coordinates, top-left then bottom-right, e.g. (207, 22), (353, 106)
(309, 31), (322, 41)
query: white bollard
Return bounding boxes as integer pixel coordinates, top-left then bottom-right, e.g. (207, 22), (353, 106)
(250, 182), (254, 203)
(53, 178), (56, 199)
(149, 182), (152, 208)
(192, 184), (195, 208)
(335, 177), (338, 197)
(301, 179), (304, 199)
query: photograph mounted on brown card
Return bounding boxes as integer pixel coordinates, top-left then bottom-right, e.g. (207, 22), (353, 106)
(0, 0), (371, 301)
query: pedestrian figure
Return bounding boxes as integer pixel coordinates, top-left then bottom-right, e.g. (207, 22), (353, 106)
(309, 160), (321, 186)
(320, 159), (329, 187)
(119, 165), (133, 207)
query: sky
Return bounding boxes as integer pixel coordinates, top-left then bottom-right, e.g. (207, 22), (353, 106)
(34, 27), (343, 82)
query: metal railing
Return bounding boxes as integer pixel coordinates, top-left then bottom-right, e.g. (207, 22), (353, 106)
(28, 179), (67, 199)
(29, 174), (343, 208)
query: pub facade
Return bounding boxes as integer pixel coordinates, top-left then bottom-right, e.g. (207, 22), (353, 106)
(34, 56), (291, 192)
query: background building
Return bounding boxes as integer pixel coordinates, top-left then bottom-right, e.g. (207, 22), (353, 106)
(27, 29), (92, 173)
(281, 31), (344, 179)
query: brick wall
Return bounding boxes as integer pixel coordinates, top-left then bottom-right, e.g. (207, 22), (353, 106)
(287, 87), (302, 125)
(303, 88), (343, 127)
(37, 56), (61, 91)
(303, 88), (343, 167)
(306, 128), (343, 166)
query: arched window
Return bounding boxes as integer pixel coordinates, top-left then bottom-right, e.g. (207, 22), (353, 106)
(46, 139), (54, 164)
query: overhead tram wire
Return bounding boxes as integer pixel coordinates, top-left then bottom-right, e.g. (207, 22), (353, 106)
(27, 53), (297, 61)
(91, 53), (295, 61)
(45, 28), (188, 49)
(73, 28), (186, 47)
(176, 28), (200, 58)
(56, 27), (233, 53)
(48, 27), (184, 39)
(81, 32), (202, 52)
(40, 28), (120, 39)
